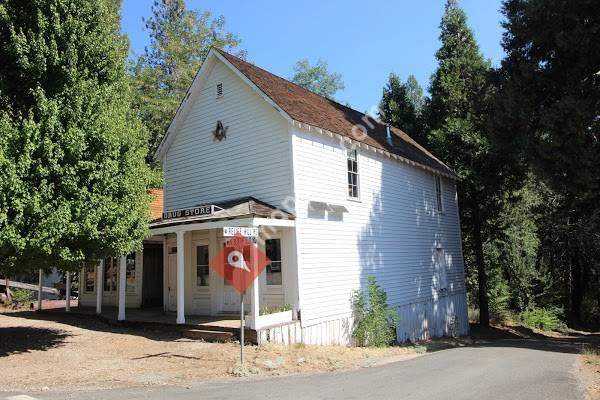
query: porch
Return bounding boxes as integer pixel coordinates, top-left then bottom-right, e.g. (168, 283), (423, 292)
(79, 197), (299, 336)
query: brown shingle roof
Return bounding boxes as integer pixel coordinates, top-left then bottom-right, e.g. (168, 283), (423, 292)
(149, 196), (294, 229)
(215, 49), (455, 177)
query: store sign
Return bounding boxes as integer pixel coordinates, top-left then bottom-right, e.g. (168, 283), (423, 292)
(162, 205), (214, 220)
(223, 227), (259, 237)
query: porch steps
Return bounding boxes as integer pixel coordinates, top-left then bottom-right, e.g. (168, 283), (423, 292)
(182, 328), (235, 342)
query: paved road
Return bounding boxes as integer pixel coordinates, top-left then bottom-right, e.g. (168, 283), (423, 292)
(3, 339), (586, 400)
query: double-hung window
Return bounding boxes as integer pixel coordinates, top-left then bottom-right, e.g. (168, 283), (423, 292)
(434, 175), (443, 213)
(126, 254), (136, 293)
(347, 148), (359, 199)
(196, 245), (209, 287)
(85, 264), (96, 293)
(265, 239), (282, 285)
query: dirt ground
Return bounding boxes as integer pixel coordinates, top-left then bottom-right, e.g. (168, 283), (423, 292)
(580, 345), (600, 400)
(0, 311), (418, 393)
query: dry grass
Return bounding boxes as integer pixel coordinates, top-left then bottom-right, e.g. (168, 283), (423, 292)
(582, 344), (600, 400)
(0, 312), (418, 393)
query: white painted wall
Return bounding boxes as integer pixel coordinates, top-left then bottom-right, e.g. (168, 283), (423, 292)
(291, 127), (468, 338)
(162, 59), (292, 211)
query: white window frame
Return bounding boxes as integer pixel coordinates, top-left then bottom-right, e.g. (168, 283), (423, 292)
(265, 238), (283, 286)
(104, 257), (118, 293)
(434, 174), (444, 213)
(346, 148), (360, 200)
(125, 253), (137, 294)
(84, 264), (96, 293)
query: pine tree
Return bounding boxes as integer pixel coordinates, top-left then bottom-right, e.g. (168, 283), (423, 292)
(427, 0), (496, 326)
(0, 0), (153, 275)
(132, 0), (243, 160)
(379, 73), (426, 146)
(499, 0), (600, 321)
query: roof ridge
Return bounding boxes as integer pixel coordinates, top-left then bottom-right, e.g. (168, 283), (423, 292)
(214, 48), (369, 117)
(213, 48), (456, 177)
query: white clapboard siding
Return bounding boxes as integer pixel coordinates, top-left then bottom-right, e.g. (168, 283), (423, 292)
(163, 60), (292, 210)
(292, 127), (468, 332)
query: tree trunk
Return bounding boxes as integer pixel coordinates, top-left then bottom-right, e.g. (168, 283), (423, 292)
(569, 248), (585, 324)
(471, 192), (490, 327)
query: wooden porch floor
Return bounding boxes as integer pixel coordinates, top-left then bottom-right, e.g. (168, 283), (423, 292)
(67, 306), (242, 330)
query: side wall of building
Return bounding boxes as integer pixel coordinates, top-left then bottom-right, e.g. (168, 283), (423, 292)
(291, 127), (469, 343)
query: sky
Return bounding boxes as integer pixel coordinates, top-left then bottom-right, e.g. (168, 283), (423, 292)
(121, 0), (506, 112)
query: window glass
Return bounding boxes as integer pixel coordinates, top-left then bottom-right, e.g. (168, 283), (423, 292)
(104, 258), (117, 292)
(265, 239), (282, 285)
(435, 175), (443, 212)
(347, 149), (359, 198)
(85, 264), (95, 292)
(126, 254), (136, 292)
(196, 245), (209, 286)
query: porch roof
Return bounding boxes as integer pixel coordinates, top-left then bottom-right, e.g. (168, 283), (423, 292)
(149, 196), (295, 234)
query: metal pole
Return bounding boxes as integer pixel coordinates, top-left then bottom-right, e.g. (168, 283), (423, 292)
(37, 269), (43, 311)
(240, 291), (245, 370)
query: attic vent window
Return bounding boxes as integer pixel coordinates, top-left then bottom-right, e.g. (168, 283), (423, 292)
(216, 83), (223, 97)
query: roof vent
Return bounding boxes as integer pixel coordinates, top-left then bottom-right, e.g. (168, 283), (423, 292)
(216, 83), (223, 97)
(385, 124), (392, 145)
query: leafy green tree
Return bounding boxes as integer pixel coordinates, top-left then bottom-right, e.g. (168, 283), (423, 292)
(132, 0), (243, 159)
(291, 59), (345, 100)
(0, 0), (152, 275)
(499, 0), (600, 322)
(379, 73), (427, 146)
(427, 0), (499, 327)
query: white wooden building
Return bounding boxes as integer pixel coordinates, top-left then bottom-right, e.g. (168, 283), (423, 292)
(80, 48), (469, 344)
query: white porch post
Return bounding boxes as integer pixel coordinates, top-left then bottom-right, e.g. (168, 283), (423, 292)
(65, 272), (71, 312)
(37, 269), (43, 311)
(249, 245), (259, 329)
(176, 231), (185, 324)
(118, 256), (126, 321)
(96, 259), (104, 314)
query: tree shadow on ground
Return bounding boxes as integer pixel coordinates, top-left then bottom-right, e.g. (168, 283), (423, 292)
(422, 323), (600, 355)
(0, 326), (71, 357)
(0, 310), (184, 342)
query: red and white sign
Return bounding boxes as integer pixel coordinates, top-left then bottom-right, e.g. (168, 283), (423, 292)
(208, 232), (270, 293)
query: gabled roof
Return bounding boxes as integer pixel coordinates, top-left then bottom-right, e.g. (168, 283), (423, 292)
(214, 49), (454, 177)
(155, 48), (455, 178)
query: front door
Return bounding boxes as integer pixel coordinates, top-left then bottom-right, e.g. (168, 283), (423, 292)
(167, 247), (177, 312)
(222, 279), (241, 312)
(220, 239), (251, 313)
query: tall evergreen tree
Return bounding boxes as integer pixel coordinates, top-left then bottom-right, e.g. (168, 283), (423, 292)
(499, 0), (600, 321)
(132, 0), (243, 159)
(379, 73), (426, 146)
(291, 59), (345, 100)
(0, 0), (153, 275)
(427, 0), (498, 326)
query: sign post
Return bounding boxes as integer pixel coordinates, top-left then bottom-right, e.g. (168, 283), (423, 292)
(208, 228), (269, 373)
(240, 291), (245, 368)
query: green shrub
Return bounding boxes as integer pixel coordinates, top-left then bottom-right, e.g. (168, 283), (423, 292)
(352, 276), (400, 347)
(259, 304), (291, 315)
(11, 289), (33, 306)
(518, 307), (566, 331)
(488, 278), (511, 322)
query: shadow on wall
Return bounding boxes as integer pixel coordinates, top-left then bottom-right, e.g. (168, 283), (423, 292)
(357, 157), (467, 342)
